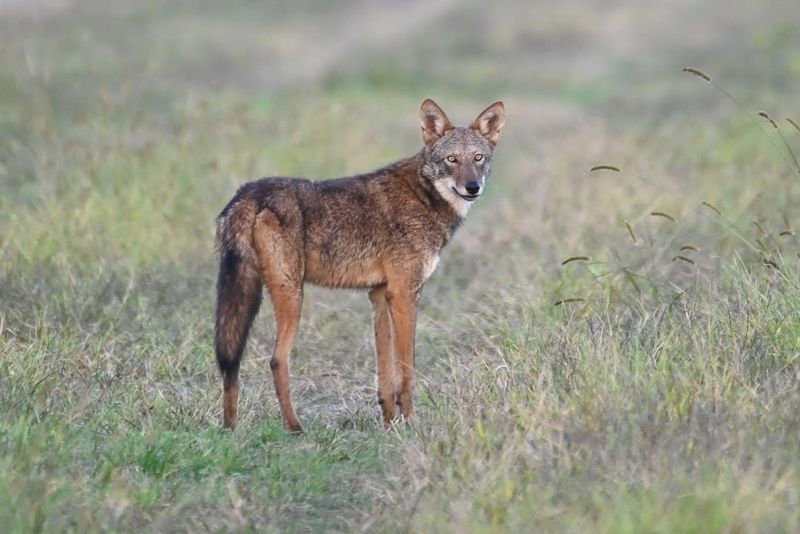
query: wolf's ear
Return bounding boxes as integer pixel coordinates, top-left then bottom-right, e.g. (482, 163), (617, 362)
(420, 99), (454, 148)
(471, 101), (506, 148)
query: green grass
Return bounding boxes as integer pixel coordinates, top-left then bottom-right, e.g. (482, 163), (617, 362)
(1, 415), (389, 531)
(2, 0), (800, 531)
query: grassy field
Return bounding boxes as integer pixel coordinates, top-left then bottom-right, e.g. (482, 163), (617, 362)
(2, 0), (800, 531)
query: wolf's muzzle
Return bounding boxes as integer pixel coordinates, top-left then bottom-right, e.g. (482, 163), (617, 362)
(452, 186), (480, 201)
(465, 181), (481, 195)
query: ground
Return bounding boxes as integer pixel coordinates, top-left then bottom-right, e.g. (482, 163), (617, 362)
(1, 0), (800, 531)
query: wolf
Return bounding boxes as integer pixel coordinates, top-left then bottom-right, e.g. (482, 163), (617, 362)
(215, 99), (506, 431)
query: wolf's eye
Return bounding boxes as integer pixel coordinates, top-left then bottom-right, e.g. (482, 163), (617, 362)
(446, 155), (457, 163)
(474, 153), (484, 162)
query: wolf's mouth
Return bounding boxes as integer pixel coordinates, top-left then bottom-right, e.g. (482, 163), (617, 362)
(452, 187), (480, 201)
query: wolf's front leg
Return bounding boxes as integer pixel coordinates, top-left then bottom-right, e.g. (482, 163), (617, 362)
(369, 285), (397, 427)
(386, 287), (420, 421)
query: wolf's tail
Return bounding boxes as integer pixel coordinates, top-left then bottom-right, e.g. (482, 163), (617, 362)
(214, 198), (262, 388)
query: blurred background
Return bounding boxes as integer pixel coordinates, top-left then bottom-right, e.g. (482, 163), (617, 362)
(2, 0), (799, 268)
(2, 0), (800, 530)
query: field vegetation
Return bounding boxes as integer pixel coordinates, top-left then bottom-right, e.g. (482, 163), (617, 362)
(1, 0), (799, 531)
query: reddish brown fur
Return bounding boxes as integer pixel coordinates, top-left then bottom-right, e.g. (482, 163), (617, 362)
(215, 99), (506, 431)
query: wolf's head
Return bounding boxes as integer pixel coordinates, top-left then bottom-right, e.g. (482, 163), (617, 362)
(419, 99), (506, 216)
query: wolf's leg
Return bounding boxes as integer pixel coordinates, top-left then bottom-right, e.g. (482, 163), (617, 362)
(267, 287), (304, 432)
(369, 285), (396, 427)
(386, 287), (419, 420)
(253, 210), (305, 432)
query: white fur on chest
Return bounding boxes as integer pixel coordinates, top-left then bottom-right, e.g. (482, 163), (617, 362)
(421, 254), (441, 281)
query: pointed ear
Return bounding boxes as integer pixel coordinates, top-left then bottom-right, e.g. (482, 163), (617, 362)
(471, 101), (506, 147)
(419, 99), (454, 148)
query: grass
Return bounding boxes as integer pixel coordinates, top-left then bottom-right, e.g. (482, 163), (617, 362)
(2, 0), (800, 531)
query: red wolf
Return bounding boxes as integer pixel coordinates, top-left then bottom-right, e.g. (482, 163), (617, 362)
(215, 99), (506, 431)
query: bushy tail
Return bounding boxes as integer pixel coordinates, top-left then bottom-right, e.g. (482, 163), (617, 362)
(215, 199), (262, 388)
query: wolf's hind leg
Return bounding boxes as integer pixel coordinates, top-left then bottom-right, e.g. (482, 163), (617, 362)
(254, 209), (305, 432)
(267, 287), (304, 432)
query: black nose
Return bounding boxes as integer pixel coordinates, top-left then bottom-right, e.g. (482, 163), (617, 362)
(465, 181), (481, 195)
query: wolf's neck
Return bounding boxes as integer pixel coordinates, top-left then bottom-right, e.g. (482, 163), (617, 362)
(358, 151), (424, 182)
(367, 150), (466, 245)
